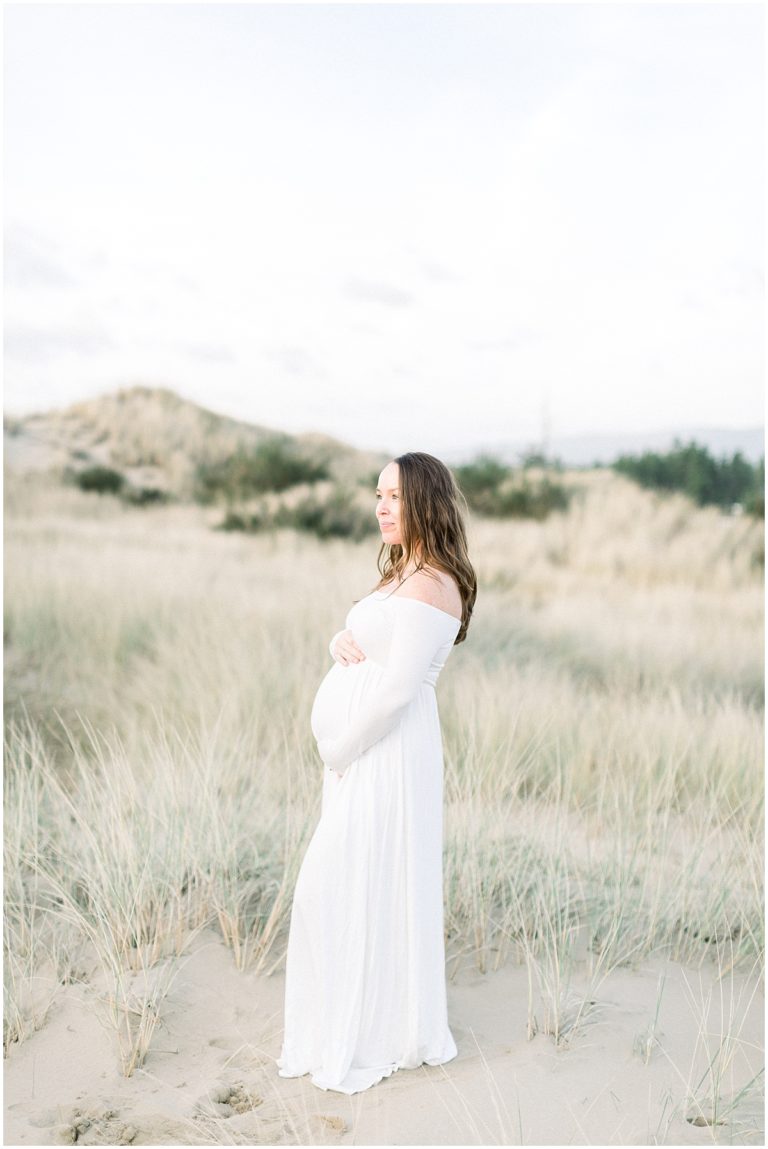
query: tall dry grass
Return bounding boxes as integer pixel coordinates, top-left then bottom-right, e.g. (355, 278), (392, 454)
(3, 468), (763, 1105)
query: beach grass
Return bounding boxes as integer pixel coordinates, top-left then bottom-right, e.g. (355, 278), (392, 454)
(3, 465), (763, 1142)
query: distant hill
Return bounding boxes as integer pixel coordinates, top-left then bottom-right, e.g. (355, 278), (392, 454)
(6, 388), (762, 498)
(3, 386), (388, 499)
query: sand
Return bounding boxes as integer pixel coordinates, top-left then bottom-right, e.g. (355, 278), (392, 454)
(3, 926), (763, 1146)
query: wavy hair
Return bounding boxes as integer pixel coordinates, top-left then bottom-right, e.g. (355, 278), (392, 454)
(371, 451), (477, 644)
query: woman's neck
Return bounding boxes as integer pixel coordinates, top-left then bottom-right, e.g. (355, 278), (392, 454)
(400, 554), (424, 579)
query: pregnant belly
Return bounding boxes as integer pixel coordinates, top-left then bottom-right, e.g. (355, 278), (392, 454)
(310, 660), (375, 741)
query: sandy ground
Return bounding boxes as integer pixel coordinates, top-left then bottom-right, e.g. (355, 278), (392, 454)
(4, 927), (764, 1146)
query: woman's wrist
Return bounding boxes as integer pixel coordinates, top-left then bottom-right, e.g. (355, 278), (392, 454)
(317, 736), (345, 772)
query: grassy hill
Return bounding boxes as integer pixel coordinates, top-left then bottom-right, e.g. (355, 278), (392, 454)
(3, 385), (388, 500)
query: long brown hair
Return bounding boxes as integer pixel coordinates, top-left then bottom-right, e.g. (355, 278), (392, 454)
(372, 452), (477, 644)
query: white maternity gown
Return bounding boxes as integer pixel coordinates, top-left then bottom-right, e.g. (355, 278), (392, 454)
(276, 587), (461, 1094)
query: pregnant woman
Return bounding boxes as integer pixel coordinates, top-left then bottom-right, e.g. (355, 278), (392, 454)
(276, 451), (477, 1095)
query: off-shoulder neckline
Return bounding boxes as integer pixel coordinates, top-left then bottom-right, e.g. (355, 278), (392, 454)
(371, 590), (461, 625)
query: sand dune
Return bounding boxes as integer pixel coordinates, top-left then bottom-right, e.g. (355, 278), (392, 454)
(3, 926), (763, 1146)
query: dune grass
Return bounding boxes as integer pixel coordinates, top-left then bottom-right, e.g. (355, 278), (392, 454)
(3, 466), (763, 1136)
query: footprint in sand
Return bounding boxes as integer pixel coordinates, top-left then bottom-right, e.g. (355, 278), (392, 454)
(194, 1080), (263, 1119)
(313, 1114), (347, 1136)
(40, 1105), (138, 1145)
(207, 1036), (231, 1050)
(206, 1036), (272, 1070)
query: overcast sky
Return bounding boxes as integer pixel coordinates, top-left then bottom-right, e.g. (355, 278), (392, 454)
(3, 2), (764, 458)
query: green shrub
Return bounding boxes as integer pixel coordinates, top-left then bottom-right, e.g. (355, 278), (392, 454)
(273, 488), (378, 541)
(215, 508), (270, 533)
(453, 454), (571, 520)
(613, 440), (764, 516)
(121, 487), (170, 507)
(454, 455), (511, 500)
(743, 488), (765, 519)
(469, 476), (571, 520)
(742, 458), (764, 519)
(359, 468), (383, 489)
(519, 449), (563, 471)
(193, 438), (330, 505)
(75, 465), (125, 495)
(217, 487), (377, 540)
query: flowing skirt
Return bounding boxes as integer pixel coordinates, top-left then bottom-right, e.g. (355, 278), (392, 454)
(276, 684), (457, 1094)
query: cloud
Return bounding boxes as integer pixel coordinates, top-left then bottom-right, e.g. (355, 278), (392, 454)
(5, 223), (78, 290)
(421, 260), (461, 283)
(180, 341), (237, 364)
(264, 345), (326, 378)
(4, 322), (116, 362)
(719, 261), (764, 300)
(342, 278), (414, 307)
(467, 329), (540, 352)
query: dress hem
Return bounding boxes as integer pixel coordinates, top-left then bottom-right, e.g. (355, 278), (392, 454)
(276, 1045), (458, 1095)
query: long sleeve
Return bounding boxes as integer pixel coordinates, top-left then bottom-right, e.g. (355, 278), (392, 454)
(316, 599), (457, 774)
(328, 630), (346, 659)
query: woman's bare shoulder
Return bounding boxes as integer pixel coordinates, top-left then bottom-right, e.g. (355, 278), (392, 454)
(397, 566), (462, 619)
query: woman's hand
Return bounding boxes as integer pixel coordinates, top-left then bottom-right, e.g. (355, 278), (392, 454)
(331, 629), (367, 667)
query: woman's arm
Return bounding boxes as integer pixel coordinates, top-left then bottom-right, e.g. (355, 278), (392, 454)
(316, 599), (457, 774)
(328, 630), (346, 659)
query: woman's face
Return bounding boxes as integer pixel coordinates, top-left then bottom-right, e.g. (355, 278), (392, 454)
(376, 461), (403, 547)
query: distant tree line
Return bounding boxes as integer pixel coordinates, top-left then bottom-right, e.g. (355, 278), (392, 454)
(69, 436), (763, 539)
(611, 439), (764, 517)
